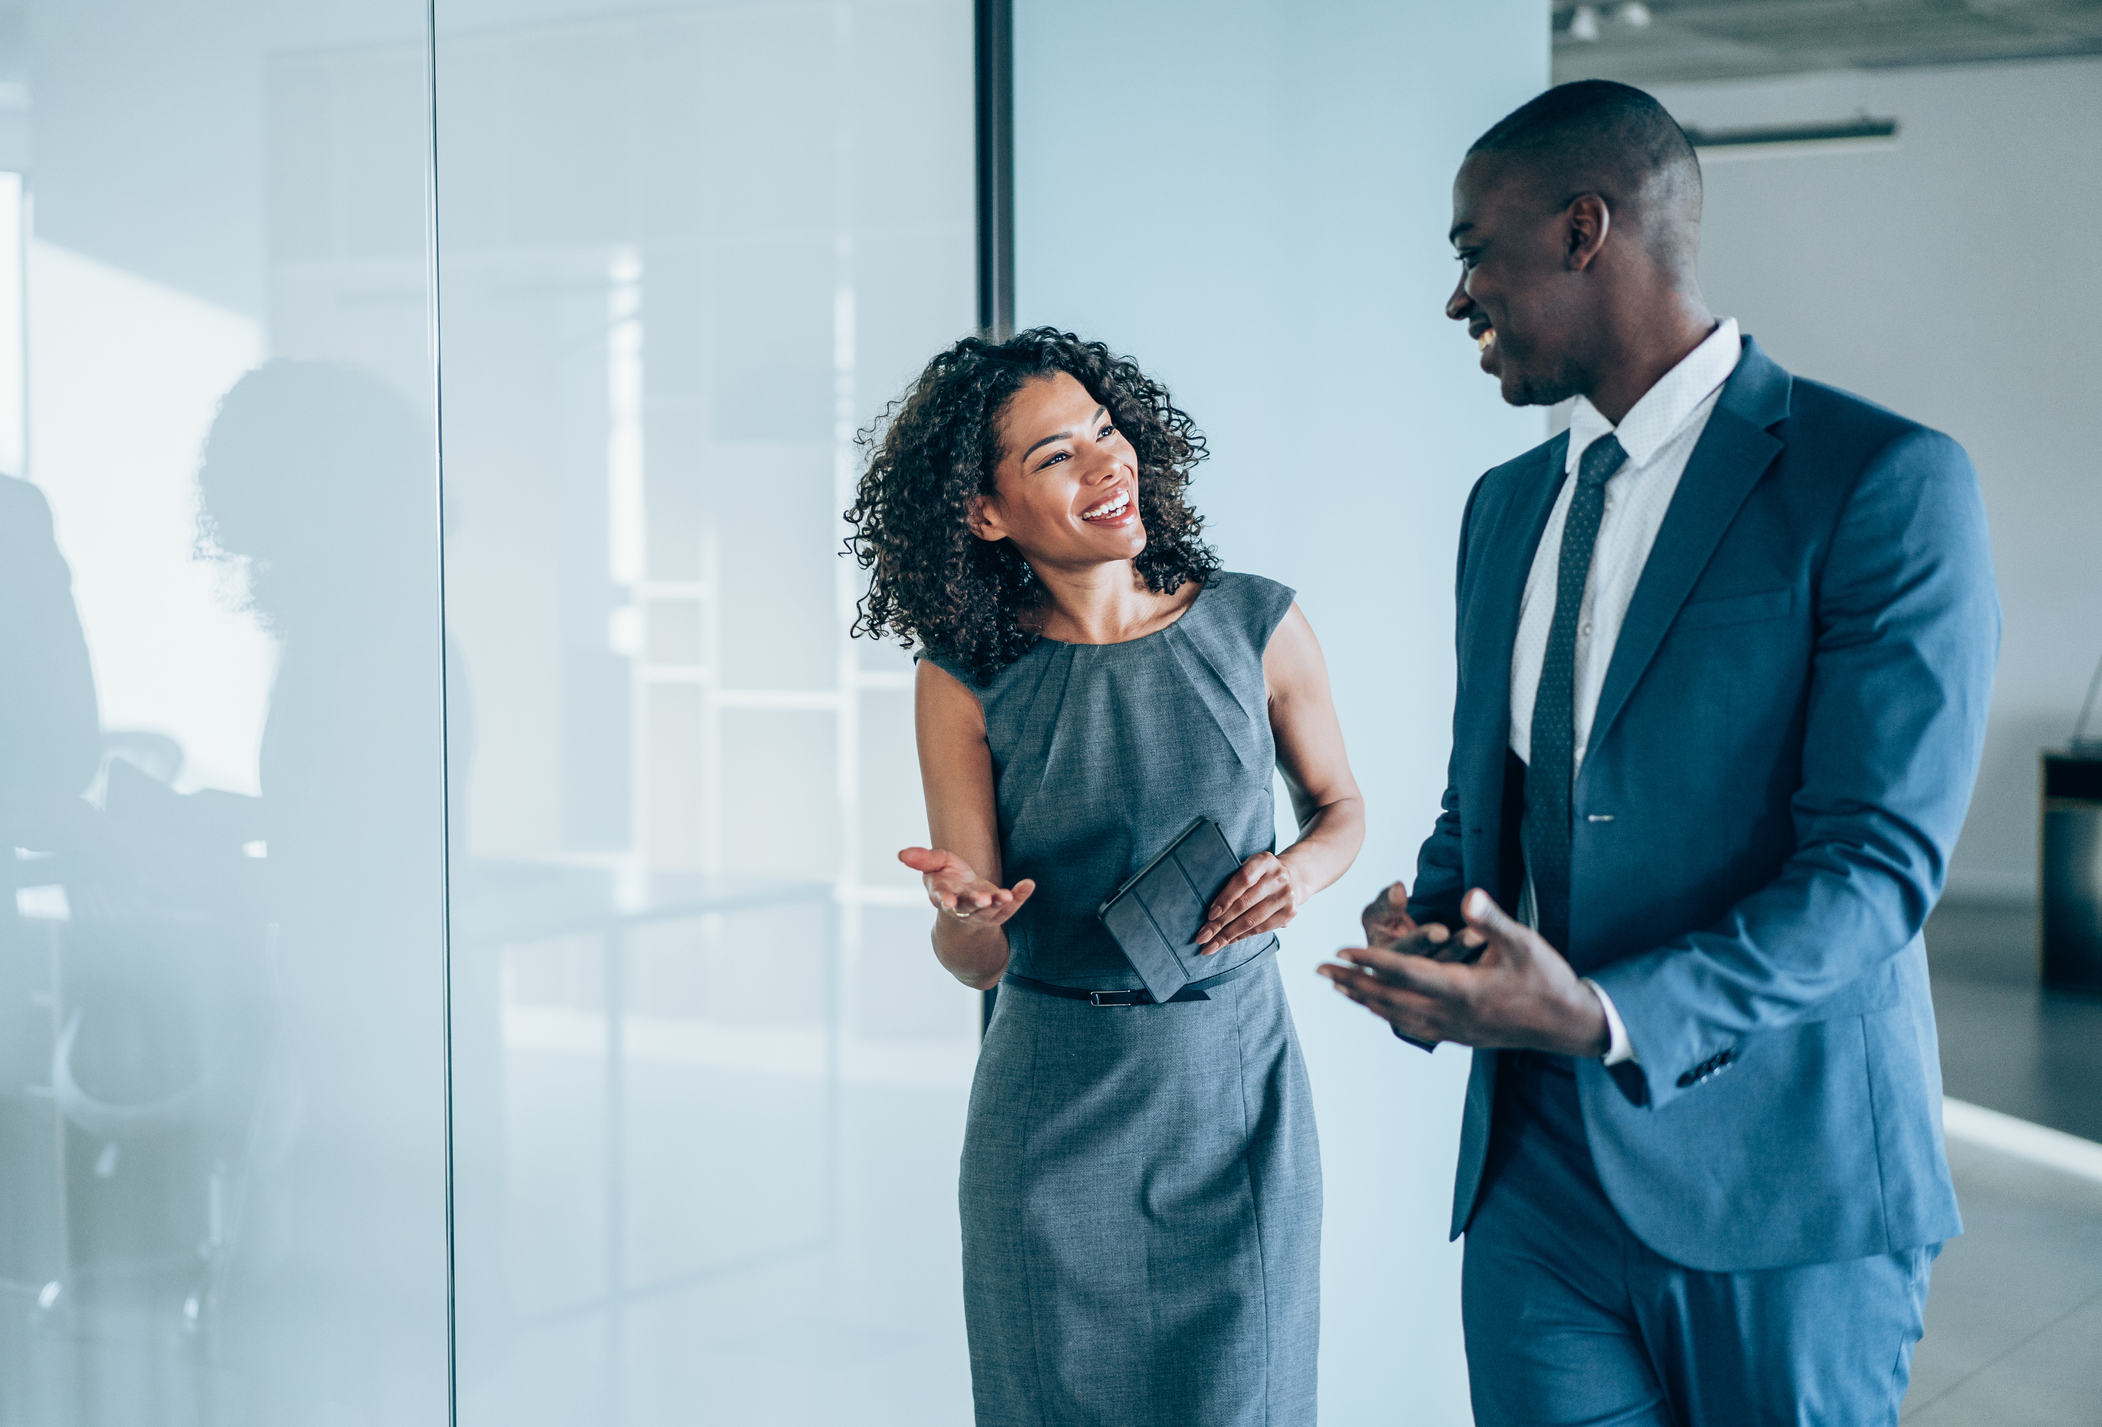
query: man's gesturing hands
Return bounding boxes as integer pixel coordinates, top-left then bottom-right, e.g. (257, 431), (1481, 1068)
(1319, 884), (1609, 1057)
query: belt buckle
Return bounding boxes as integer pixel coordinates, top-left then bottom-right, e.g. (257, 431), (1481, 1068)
(1088, 990), (1142, 1008)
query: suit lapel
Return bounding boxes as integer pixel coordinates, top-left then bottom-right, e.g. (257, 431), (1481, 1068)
(1584, 339), (1793, 773)
(1460, 436), (1568, 817)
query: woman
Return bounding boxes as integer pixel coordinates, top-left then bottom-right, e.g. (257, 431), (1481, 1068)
(846, 329), (1363, 1427)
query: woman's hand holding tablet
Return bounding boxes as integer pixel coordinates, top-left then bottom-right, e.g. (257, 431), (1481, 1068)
(1196, 850), (1305, 954)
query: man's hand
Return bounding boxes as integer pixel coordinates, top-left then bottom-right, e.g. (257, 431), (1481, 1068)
(1358, 880), (1485, 961)
(1319, 887), (1608, 1056)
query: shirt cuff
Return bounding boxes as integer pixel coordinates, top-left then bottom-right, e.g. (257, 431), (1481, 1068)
(1582, 977), (1636, 1065)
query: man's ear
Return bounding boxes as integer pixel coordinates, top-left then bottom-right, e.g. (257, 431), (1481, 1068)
(1564, 193), (1610, 272)
(964, 493), (1006, 543)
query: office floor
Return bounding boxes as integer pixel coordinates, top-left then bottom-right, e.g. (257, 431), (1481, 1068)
(1902, 1139), (2102, 1423)
(444, 902), (2101, 1426)
(1927, 900), (2102, 1142)
(1901, 901), (2102, 1425)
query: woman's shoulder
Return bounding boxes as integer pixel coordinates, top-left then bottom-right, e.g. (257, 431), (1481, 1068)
(915, 647), (988, 695)
(1194, 570), (1297, 649)
(915, 637), (1048, 696)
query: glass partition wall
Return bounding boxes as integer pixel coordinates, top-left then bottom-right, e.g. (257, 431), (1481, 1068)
(0, 0), (452, 1421)
(1, 0), (978, 1421)
(430, 2), (978, 1422)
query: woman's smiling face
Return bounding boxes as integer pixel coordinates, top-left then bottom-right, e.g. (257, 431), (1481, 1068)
(969, 371), (1144, 570)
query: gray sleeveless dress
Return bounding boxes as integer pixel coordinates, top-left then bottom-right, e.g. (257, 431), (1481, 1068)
(929, 572), (1321, 1427)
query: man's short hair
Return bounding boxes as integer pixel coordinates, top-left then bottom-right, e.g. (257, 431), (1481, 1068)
(1469, 80), (1702, 263)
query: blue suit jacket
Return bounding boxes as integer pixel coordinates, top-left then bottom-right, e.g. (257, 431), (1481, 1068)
(1411, 338), (1999, 1273)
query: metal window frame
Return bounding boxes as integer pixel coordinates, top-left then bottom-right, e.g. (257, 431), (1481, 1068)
(976, 0), (1015, 341)
(975, 0), (1013, 1034)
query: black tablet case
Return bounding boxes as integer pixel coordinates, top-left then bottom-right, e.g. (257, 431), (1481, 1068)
(1096, 817), (1246, 1004)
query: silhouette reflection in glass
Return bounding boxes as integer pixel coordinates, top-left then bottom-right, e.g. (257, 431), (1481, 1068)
(0, 474), (100, 857)
(190, 359), (455, 1421)
(0, 472), (103, 1389)
(1, 466), (275, 1415)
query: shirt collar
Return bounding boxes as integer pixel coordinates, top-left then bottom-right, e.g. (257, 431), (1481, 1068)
(1565, 317), (1742, 475)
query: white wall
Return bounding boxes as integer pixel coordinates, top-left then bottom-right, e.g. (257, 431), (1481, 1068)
(1645, 59), (2102, 904)
(1015, 5), (1548, 1420)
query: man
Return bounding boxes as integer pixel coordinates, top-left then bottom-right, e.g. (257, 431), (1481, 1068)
(0, 472), (101, 854)
(1319, 81), (1998, 1424)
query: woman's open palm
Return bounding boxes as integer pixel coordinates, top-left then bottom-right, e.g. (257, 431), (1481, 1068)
(899, 847), (1036, 928)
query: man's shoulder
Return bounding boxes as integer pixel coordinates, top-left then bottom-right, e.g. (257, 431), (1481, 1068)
(1784, 373), (1925, 444)
(1737, 361), (1983, 554)
(1764, 368), (1968, 478)
(1483, 429), (1567, 483)
(1467, 429), (1566, 517)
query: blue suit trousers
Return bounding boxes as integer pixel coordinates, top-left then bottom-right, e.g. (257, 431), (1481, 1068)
(1462, 1053), (1935, 1427)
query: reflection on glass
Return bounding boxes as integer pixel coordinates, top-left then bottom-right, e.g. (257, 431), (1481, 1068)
(1, 2), (448, 1421)
(433, 2), (980, 1421)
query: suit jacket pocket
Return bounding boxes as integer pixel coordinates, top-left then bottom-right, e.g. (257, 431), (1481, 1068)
(1790, 958), (1902, 1026)
(1670, 587), (1793, 635)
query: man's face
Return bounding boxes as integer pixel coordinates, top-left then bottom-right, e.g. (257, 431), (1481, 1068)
(1445, 153), (1588, 408)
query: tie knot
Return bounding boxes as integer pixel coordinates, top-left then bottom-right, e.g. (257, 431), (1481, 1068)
(1577, 433), (1627, 490)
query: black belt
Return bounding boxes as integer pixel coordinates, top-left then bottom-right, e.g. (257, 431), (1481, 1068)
(1002, 945), (1274, 1008)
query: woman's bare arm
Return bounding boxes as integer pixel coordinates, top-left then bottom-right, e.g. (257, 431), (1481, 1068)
(1197, 603), (1367, 950)
(901, 659), (1035, 990)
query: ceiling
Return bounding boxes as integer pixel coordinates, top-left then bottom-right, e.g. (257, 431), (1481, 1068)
(1551, 0), (2102, 84)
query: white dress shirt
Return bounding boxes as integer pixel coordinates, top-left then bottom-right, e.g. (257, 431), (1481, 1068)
(1509, 318), (1742, 1064)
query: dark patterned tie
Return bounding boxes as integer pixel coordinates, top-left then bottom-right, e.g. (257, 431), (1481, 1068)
(1526, 433), (1627, 957)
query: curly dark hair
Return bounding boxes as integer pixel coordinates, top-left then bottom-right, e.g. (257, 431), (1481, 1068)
(844, 328), (1219, 683)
